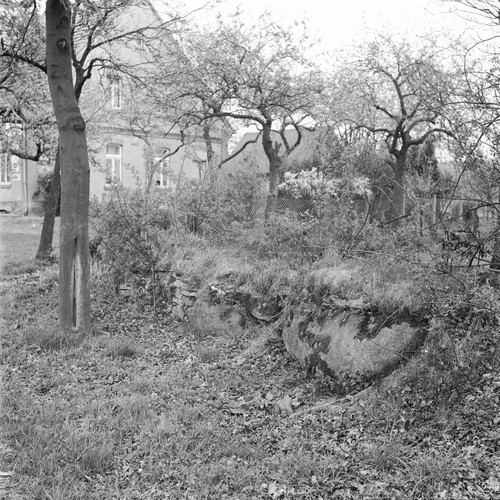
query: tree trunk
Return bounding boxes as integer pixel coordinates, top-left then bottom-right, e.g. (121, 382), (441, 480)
(203, 122), (216, 185)
(390, 153), (406, 227)
(491, 232), (500, 271)
(203, 122), (214, 166)
(265, 161), (280, 219)
(262, 123), (281, 220)
(490, 190), (500, 272)
(46, 0), (91, 333)
(35, 144), (60, 261)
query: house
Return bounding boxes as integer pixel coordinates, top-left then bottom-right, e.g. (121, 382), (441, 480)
(0, 0), (227, 213)
(0, 118), (39, 214)
(0, 2), (42, 214)
(80, 0), (229, 203)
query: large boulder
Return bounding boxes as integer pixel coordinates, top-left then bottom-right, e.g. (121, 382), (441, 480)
(283, 304), (424, 379)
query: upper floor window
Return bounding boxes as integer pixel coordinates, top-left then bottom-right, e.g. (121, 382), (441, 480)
(154, 150), (170, 188)
(108, 77), (122, 109)
(0, 153), (11, 185)
(106, 144), (122, 185)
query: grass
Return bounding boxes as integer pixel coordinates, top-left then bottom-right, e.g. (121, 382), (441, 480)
(1, 268), (499, 499)
(22, 325), (85, 352)
(0, 215), (59, 276)
(106, 336), (138, 358)
(1, 216), (500, 498)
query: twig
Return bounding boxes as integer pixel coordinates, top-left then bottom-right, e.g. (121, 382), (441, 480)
(289, 385), (374, 418)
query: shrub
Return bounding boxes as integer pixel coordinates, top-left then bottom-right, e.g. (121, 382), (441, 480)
(90, 187), (171, 305)
(32, 169), (60, 216)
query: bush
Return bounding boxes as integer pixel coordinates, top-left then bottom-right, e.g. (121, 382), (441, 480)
(242, 210), (320, 265)
(90, 187), (171, 305)
(32, 169), (60, 216)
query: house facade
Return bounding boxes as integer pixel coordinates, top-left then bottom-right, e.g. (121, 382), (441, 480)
(0, 0), (227, 214)
(83, 0), (229, 202)
(88, 120), (227, 204)
(0, 119), (39, 214)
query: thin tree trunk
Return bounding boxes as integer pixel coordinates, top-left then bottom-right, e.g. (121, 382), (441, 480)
(203, 123), (214, 168)
(202, 122), (215, 191)
(36, 144), (60, 261)
(490, 190), (500, 271)
(46, 0), (91, 333)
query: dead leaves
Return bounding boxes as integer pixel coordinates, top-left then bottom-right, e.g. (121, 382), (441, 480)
(227, 392), (301, 416)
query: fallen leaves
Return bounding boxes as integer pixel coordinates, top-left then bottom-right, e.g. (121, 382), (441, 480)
(2, 268), (500, 499)
(227, 392), (301, 416)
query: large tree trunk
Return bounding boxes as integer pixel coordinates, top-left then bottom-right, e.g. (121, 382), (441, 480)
(265, 161), (280, 219)
(46, 0), (91, 333)
(262, 123), (281, 220)
(35, 144), (60, 261)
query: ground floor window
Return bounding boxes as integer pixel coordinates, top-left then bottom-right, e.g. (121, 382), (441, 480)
(105, 144), (122, 185)
(196, 160), (207, 181)
(154, 150), (170, 188)
(0, 153), (11, 185)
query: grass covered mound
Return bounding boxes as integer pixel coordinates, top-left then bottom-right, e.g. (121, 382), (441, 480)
(1, 260), (500, 499)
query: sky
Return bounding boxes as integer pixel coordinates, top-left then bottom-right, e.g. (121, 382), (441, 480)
(156, 0), (482, 143)
(163, 0), (473, 55)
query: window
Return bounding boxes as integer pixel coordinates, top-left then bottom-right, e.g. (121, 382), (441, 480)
(105, 144), (122, 185)
(0, 121), (19, 186)
(154, 150), (170, 188)
(109, 78), (122, 109)
(196, 160), (207, 180)
(0, 153), (11, 185)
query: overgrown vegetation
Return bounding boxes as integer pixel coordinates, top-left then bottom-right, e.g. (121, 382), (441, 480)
(4, 0), (500, 496)
(2, 186), (500, 497)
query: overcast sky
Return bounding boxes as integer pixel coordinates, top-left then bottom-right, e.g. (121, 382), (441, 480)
(164, 0), (472, 53)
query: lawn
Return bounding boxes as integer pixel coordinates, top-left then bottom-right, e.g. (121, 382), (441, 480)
(1, 217), (500, 499)
(0, 215), (59, 275)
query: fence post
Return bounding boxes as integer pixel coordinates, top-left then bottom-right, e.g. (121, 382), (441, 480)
(432, 194), (437, 226)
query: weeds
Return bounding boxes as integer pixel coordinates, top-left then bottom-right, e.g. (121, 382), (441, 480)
(404, 449), (465, 499)
(2, 214), (500, 498)
(363, 435), (414, 473)
(22, 325), (85, 352)
(106, 336), (138, 359)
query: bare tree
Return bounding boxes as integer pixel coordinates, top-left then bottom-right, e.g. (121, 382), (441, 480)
(0, 5), (56, 216)
(446, 0), (500, 271)
(0, 0), (188, 332)
(174, 17), (324, 218)
(45, 0), (91, 332)
(340, 34), (456, 225)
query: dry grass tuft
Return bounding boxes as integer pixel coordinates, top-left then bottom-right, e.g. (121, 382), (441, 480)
(106, 336), (138, 358)
(22, 325), (85, 352)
